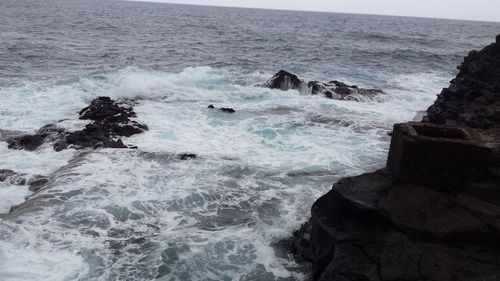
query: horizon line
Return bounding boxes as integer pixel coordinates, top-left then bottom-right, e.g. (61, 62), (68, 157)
(124, 0), (500, 24)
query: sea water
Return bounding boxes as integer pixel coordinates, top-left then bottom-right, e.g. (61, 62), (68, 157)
(0, 0), (499, 280)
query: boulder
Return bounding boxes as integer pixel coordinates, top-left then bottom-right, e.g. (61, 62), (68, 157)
(264, 70), (302, 91)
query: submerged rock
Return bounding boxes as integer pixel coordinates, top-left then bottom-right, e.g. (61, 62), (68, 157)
(263, 70), (385, 101)
(0, 169), (49, 189)
(176, 153), (197, 160)
(219, 107), (235, 113)
(207, 104), (236, 113)
(425, 36), (500, 128)
(4, 97), (148, 151)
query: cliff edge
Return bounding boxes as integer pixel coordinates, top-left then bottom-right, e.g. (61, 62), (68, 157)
(294, 35), (500, 281)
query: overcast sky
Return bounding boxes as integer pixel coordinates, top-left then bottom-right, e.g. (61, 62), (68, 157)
(133, 0), (500, 22)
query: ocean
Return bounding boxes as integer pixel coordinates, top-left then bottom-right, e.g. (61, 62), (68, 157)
(0, 0), (499, 280)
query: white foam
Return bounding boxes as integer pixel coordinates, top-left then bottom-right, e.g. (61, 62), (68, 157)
(0, 184), (31, 213)
(0, 66), (452, 280)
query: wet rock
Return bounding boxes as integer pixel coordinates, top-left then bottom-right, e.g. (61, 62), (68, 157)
(294, 122), (500, 281)
(293, 37), (500, 281)
(176, 153), (197, 160)
(0, 169), (20, 183)
(263, 70), (385, 101)
(207, 104), (236, 113)
(7, 134), (45, 151)
(3, 97), (148, 151)
(0, 169), (48, 188)
(219, 107), (235, 113)
(425, 36), (500, 128)
(264, 70), (302, 91)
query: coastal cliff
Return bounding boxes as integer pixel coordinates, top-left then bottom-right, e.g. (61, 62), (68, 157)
(294, 36), (500, 281)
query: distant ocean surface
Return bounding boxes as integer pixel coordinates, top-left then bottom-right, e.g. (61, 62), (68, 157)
(0, 0), (499, 280)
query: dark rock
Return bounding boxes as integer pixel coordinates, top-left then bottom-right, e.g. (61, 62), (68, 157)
(207, 104), (215, 109)
(176, 153), (197, 160)
(0, 169), (18, 182)
(219, 107), (235, 113)
(7, 134), (45, 151)
(263, 70), (385, 101)
(3, 97), (148, 151)
(264, 70), (302, 91)
(425, 36), (500, 128)
(0, 169), (48, 188)
(293, 36), (500, 281)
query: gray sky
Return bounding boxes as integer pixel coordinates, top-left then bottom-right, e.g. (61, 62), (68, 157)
(133, 0), (500, 22)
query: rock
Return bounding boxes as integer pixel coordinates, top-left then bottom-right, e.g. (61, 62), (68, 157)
(263, 70), (385, 101)
(0, 169), (48, 188)
(296, 163), (500, 280)
(219, 107), (235, 113)
(176, 153), (197, 160)
(293, 36), (500, 281)
(3, 97), (148, 151)
(264, 70), (302, 91)
(7, 134), (45, 151)
(207, 105), (236, 113)
(425, 36), (500, 128)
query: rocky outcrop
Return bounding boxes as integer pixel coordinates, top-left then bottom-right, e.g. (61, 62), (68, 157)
(3, 97), (148, 151)
(294, 123), (500, 281)
(263, 70), (385, 101)
(425, 35), (500, 128)
(294, 36), (500, 281)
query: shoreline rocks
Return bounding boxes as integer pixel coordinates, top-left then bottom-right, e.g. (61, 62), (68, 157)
(424, 37), (500, 128)
(293, 35), (500, 281)
(263, 70), (385, 101)
(3, 97), (148, 151)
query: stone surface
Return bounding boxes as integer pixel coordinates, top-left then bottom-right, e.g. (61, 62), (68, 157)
(4, 97), (148, 151)
(263, 70), (385, 101)
(264, 70), (302, 91)
(296, 166), (500, 281)
(425, 37), (500, 128)
(387, 122), (500, 191)
(294, 36), (500, 281)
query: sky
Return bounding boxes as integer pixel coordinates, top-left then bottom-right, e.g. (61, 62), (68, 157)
(132, 0), (500, 22)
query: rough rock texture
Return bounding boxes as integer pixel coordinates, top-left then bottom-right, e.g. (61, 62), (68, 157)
(263, 70), (385, 101)
(4, 97), (148, 151)
(295, 123), (500, 281)
(425, 37), (500, 128)
(264, 70), (302, 91)
(294, 36), (500, 281)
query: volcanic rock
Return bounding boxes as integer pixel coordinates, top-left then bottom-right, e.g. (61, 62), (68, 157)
(293, 36), (500, 281)
(264, 70), (302, 91)
(425, 37), (500, 128)
(263, 70), (385, 101)
(4, 97), (148, 151)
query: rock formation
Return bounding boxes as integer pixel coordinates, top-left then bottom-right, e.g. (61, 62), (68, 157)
(263, 70), (385, 101)
(425, 35), (500, 128)
(3, 97), (148, 151)
(293, 36), (500, 281)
